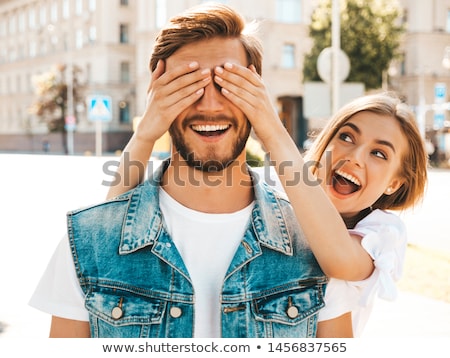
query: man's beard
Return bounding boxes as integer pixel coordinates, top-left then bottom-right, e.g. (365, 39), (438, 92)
(169, 116), (251, 172)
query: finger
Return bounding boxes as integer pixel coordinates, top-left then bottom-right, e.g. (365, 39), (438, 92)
(158, 62), (200, 85)
(214, 69), (262, 108)
(161, 76), (209, 109)
(153, 59), (165, 79)
(155, 66), (210, 100)
(147, 60), (166, 93)
(223, 62), (262, 87)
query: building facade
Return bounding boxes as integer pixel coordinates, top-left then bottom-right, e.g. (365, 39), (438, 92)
(393, 0), (450, 163)
(0, 0), (449, 159)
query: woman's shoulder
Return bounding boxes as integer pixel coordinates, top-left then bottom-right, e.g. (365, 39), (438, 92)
(353, 209), (406, 236)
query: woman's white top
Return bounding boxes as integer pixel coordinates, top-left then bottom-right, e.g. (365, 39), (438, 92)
(317, 209), (407, 337)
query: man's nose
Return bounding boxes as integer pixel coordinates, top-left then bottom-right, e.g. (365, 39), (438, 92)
(195, 75), (224, 113)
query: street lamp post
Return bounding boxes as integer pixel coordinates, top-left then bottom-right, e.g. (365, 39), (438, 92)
(442, 46), (450, 70)
(66, 60), (75, 155)
(331, 0), (340, 114)
(417, 67), (427, 140)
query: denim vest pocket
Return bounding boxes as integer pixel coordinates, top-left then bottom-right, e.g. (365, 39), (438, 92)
(85, 288), (166, 338)
(250, 285), (324, 337)
(253, 286), (323, 324)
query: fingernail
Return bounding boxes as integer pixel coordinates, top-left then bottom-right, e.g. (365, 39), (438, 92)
(215, 66), (224, 74)
(189, 62), (199, 68)
(224, 63), (233, 69)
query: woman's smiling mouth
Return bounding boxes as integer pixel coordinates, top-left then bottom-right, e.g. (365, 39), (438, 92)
(332, 169), (362, 195)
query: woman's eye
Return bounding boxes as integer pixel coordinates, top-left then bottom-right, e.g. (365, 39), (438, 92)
(373, 150), (387, 160)
(339, 133), (353, 143)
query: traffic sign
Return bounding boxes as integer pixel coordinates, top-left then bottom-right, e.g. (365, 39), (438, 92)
(65, 115), (76, 131)
(434, 83), (446, 104)
(87, 95), (113, 122)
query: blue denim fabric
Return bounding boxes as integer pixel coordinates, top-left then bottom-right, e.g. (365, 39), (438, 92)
(67, 161), (327, 338)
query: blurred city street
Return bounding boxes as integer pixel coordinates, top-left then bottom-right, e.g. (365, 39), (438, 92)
(0, 153), (449, 340)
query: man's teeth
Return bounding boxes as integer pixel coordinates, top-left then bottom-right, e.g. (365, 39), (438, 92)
(191, 124), (229, 132)
(335, 169), (361, 186)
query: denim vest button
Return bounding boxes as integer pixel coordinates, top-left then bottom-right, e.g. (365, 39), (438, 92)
(169, 306), (182, 318)
(111, 306), (123, 320)
(286, 305), (299, 319)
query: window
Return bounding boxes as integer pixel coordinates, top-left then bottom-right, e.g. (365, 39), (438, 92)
(281, 43), (296, 69)
(120, 24), (129, 43)
(39, 4), (47, 27)
(155, 0), (167, 29)
(28, 8), (36, 29)
(85, 63), (91, 84)
(89, 26), (97, 43)
(89, 0), (96, 12)
(39, 40), (46, 56)
(9, 14), (17, 35)
(50, 1), (58, 23)
(63, 0), (70, 19)
(276, 0), (301, 23)
(75, 29), (83, 48)
(120, 62), (130, 83)
(201, 0), (228, 3)
(16, 74), (21, 94)
(18, 12), (25, 33)
(76, 0), (83, 16)
(0, 19), (5, 37)
(29, 41), (37, 58)
(447, 10), (450, 33)
(119, 101), (130, 123)
(63, 32), (69, 51)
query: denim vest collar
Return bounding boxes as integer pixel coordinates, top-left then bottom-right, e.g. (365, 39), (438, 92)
(117, 160), (293, 257)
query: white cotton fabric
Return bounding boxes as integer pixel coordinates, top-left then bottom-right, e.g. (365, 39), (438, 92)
(29, 237), (89, 321)
(157, 188), (253, 337)
(317, 209), (407, 337)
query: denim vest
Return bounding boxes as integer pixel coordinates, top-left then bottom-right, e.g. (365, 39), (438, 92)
(67, 161), (327, 338)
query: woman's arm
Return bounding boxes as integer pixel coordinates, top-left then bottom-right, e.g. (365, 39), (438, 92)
(215, 63), (373, 280)
(106, 133), (154, 199)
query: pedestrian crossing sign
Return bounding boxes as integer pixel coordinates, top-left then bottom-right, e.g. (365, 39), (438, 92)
(87, 95), (113, 122)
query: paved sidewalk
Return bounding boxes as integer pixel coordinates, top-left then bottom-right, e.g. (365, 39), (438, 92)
(363, 291), (450, 337)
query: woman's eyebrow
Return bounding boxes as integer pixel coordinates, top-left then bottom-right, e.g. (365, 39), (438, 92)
(342, 122), (396, 153)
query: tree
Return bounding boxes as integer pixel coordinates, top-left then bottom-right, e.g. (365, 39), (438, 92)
(29, 64), (82, 153)
(303, 0), (405, 90)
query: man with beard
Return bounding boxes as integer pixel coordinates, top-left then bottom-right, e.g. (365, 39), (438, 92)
(29, 3), (351, 338)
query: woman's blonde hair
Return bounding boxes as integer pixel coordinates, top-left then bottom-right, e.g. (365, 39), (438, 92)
(306, 92), (428, 211)
(149, 3), (263, 75)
